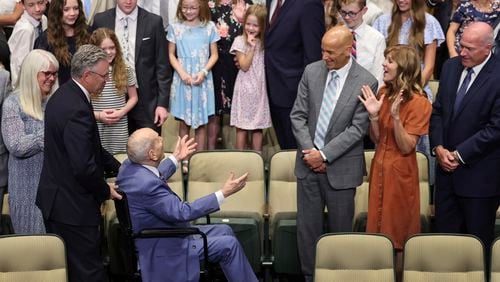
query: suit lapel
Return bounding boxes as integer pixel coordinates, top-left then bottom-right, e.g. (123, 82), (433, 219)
(453, 56), (495, 120)
(266, 0), (296, 36)
(314, 64), (330, 121)
(135, 8), (146, 64)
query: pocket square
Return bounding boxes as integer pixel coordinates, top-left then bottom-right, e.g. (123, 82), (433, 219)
(142, 37), (151, 41)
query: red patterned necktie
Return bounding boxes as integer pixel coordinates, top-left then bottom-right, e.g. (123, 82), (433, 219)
(270, 0), (283, 25)
(351, 31), (357, 59)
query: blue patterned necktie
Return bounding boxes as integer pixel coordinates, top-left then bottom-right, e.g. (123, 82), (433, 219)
(314, 71), (339, 148)
(453, 68), (474, 117)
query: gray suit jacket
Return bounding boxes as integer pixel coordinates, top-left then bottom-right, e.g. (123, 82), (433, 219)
(0, 68), (11, 187)
(290, 60), (378, 189)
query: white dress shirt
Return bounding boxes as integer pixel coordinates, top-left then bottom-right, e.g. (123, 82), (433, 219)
(8, 12), (47, 85)
(352, 22), (385, 88)
(138, 0), (169, 30)
(115, 6), (138, 86)
(73, 79), (91, 102)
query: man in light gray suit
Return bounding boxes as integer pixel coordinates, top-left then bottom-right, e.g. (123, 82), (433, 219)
(290, 25), (378, 281)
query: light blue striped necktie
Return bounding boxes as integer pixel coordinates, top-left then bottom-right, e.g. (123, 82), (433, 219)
(314, 71), (339, 149)
(83, 0), (92, 18)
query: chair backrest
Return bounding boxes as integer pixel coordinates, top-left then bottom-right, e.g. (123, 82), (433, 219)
(268, 150), (297, 233)
(315, 233), (395, 282)
(0, 234), (68, 281)
(353, 150), (374, 226)
(428, 80), (439, 102)
(403, 234), (485, 282)
(186, 151), (266, 218)
(491, 238), (500, 282)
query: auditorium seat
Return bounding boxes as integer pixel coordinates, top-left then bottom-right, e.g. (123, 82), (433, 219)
(491, 237), (500, 282)
(403, 234), (485, 282)
(186, 150), (266, 272)
(267, 150), (300, 275)
(0, 234), (68, 281)
(315, 233), (395, 282)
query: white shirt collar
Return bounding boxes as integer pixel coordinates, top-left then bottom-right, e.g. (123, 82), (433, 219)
(352, 21), (367, 35)
(116, 5), (138, 21)
(469, 52), (491, 75)
(142, 164), (160, 177)
(72, 78), (91, 102)
(330, 58), (353, 80)
(22, 10), (41, 27)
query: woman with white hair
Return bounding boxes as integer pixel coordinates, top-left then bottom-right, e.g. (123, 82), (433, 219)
(1, 49), (58, 234)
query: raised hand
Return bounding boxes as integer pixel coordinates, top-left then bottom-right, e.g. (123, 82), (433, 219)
(390, 91), (404, 120)
(172, 135), (197, 161)
(221, 171), (249, 198)
(358, 85), (384, 117)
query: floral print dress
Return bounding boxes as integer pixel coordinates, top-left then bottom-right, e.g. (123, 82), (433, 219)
(167, 21), (220, 128)
(209, 0), (252, 114)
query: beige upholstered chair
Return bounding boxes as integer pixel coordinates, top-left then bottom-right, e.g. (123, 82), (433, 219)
(267, 150), (300, 274)
(0, 234), (68, 281)
(314, 233), (395, 282)
(491, 238), (500, 282)
(428, 80), (439, 102)
(353, 150), (374, 230)
(186, 150), (266, 270)
(403, 234), (485, 282)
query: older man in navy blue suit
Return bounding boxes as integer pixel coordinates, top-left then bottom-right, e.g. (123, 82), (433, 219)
(116, 129), (257, 282)
(430, 22), (500, 249)
(265, 0), (324, 149)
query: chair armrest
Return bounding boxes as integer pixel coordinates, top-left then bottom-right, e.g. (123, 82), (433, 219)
(135, 227), (203, 239)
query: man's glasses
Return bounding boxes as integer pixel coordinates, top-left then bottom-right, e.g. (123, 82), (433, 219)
(89, 70), (110, 80)
(339, 9), (363, 18)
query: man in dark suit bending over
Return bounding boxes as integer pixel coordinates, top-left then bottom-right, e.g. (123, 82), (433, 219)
(37, 45), (121, 282)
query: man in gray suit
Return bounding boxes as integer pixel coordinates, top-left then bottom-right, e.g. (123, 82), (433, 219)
(290, 25), (378, 281)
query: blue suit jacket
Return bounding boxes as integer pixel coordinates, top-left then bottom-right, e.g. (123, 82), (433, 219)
(116, 159), (220, 282)
(264, 0), (324, 108)
(430, 55), (500, 197)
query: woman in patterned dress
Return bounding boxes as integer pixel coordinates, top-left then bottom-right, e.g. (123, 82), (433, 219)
(1, 50), (59, 234)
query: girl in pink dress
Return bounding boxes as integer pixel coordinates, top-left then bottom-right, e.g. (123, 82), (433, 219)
(230, 4), (271, 152)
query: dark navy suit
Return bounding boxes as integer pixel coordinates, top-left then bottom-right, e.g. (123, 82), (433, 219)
(430, 54), (500, 248)
(265, 0), (324, 149)
(116, 158), (257, 282)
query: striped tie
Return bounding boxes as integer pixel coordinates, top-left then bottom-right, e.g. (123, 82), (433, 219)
(453, 68), (474, 117)
(351, 31), (357, 59)
(314, 71), (339, 148)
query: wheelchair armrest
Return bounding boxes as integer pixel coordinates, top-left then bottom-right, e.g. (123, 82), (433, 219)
(135, 227), (204, 239)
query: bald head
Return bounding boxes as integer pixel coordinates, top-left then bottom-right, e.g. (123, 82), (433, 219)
(322, 25), (353, 70)
(127, 128), (162, 165)
(460, 22), (494, 68)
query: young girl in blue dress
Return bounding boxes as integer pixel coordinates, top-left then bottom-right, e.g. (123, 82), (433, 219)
(168, 0), (220, 150)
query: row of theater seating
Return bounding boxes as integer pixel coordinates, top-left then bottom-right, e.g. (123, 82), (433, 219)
(1, 231), (500, 281)
(315, 232), (500, 282)
(102, 149), (432, 278)
(0, 149), (431, 278)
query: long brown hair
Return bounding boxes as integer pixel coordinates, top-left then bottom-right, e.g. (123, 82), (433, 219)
(242, 4), (267, 49)
(386, 0), (426, 56)
(383, 45), (425, 101)
(90, 28), (128, 95)
(47, 0), (90, 66)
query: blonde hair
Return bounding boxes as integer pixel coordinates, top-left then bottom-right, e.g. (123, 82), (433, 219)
(176, 0), (211, 25)
(18, 50), (59, 120)
(90, 28), (128, 95)
(382, 45), (424, 101)
(243, 4), (267, 50)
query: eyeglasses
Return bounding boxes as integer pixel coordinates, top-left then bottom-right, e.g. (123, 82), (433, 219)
(88, 70), (110, 80)
(181, 6), (199, 12)
(39, 70), (58, 79)
(339, 9), (363, 18)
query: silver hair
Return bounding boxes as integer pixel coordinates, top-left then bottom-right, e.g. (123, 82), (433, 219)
(71, 44), (108, 79)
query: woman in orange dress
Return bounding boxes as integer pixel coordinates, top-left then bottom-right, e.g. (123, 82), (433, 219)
(358, 45), (432, 250)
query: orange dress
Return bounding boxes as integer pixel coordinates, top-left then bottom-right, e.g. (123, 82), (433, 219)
(366, 90), (432, 249)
